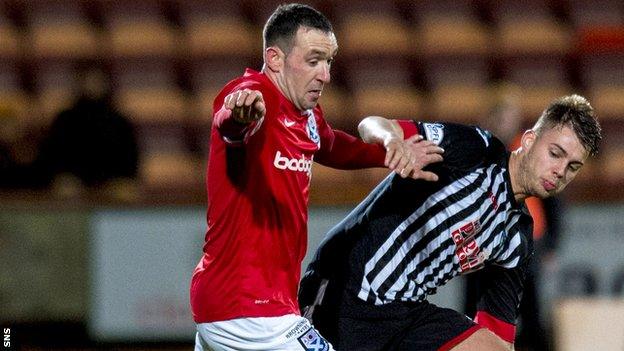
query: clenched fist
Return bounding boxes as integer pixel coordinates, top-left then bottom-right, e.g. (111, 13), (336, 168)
(224, 89), (266, 123)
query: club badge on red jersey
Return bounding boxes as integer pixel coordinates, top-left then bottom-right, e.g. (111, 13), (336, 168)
(306, 110), (321, 147)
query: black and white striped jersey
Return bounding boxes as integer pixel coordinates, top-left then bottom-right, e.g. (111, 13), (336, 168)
(301, 121), (533, 326)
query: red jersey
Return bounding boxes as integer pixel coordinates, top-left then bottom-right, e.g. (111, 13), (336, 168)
(191, 69), (386, 323)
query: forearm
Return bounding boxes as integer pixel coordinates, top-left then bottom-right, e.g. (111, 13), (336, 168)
(358, 116), (404, 146)
(357, 116), (443, 180)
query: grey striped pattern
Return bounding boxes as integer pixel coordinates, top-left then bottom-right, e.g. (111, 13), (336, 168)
(358, 164), (524, 305)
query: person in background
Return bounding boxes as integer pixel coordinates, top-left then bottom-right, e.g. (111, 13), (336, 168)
(464, 85), (562, 351)
(190, 3), (444, 351)
(299, 95), (600, 350)
(0, 106), (40, 189)
(38, 65), (139, 201)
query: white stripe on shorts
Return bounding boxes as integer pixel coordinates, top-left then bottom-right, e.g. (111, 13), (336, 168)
(195, 314), (335, 351)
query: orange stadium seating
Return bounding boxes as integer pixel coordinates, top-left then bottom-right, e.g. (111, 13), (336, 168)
(0, 0), (622, 204)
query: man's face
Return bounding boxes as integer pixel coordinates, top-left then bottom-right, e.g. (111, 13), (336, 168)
(279, 27), (337, 111)
(520, 125), (588, 198)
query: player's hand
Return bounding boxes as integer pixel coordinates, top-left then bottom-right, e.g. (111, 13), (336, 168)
(384, 135), (444, 181)
(224, 89), (266, 123)
(405, 136), (444, 181)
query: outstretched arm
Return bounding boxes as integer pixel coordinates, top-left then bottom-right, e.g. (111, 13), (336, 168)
(314, 116), (432, 179)
(358, 116), (444, 181)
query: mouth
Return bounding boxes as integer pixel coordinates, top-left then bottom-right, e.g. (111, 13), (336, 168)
(542, 179), (556, 192)
(308, 89), (322, 100)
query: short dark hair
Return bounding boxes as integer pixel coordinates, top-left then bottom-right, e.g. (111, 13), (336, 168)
(534, 94), (602, 156)
(263, 3), (333, 53)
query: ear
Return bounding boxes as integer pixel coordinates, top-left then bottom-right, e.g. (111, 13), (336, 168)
(264, 46), (284, 73)
(521, 129), (536, 151)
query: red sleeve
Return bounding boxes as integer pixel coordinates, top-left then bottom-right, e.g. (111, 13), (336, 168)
(315, 129), (386, 169)
(474, 311), (516, 343)
(397, 120), (419, 138)
(314, 118), (418, 169)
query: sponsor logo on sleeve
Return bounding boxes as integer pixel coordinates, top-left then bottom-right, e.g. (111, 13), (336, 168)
(423, 123), (444, 145)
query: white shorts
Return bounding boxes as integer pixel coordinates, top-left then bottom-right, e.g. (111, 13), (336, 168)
(195, 314), (335, 351)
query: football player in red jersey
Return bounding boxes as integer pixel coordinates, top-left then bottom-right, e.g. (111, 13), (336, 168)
(190, 3), (444, 350)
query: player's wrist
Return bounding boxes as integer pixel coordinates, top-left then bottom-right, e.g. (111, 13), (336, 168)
(383, 135), (402, 149)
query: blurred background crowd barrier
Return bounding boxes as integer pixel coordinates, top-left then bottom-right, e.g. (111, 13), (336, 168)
(0, 0), (623, 350)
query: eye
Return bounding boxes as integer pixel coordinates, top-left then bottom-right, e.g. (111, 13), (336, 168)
(309, 60), (318, 66)
(550, 150), (560, 158)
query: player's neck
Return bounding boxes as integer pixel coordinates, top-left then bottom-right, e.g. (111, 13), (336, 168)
(508, 150), (529, 203)
(262, 67), (301, 111)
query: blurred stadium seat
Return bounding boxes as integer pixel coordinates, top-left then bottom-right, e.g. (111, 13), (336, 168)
(493, 0), (572, 56)
(425, 56), (491, 122)
(567, 0), (624, 28)
(417, 16), (491, 56)
(336, 1), (412, 57)
(140, 152), (203, 189)
(25, 1), (99, 60)
(339, 14), (412, 57)
(179, 0), (258, 58)
(0, 0), (619, 205)
(33, 62), (76, 121)
(412, 0), (492, 56)
(429, 84), (491, 123)
(353, 85), (423, 121)
(0, 7), (21, 59)
(580, 53), (624, 120)
(344, 56), (421, 121)
(113, 61), (188, 123)
(103, 1), (179, 58)
(497, 19), (571, 56)
(603, 146), (624, 184)
(501, 57), (572, 120)
(0, 62), (31, 121)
